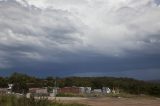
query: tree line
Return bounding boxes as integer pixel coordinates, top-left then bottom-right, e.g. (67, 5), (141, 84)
(0, 72), (160, 97)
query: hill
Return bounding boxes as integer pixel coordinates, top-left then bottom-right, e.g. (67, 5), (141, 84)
(0, 72), (160, 97)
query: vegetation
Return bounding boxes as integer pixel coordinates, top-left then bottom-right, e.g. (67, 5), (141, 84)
(0, 95), (87, 106)
(0, 72), (160, 97)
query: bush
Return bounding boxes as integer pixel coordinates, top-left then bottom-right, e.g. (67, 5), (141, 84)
(0, 95), (87, 106)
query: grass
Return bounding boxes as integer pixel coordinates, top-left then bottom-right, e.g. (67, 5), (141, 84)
(0, 95), (88, 106)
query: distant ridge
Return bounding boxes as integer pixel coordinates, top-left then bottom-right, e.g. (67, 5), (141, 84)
(148, 80), (160, 84)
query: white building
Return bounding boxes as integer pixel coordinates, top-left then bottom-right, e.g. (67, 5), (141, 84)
(50, 87), (58, 97)
(102, 87), (111, 94)
(7, 84), (13, 94)
(79, 87), (91, 94)
(93, 89), (102, 93)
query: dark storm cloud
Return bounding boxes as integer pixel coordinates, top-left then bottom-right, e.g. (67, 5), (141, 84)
(1, 53), (160, 80)
(155, 0), (160, 5)
(0, 0), (160, 80)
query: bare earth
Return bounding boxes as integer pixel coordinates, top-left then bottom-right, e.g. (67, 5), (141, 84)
(50, 97), (160, 106)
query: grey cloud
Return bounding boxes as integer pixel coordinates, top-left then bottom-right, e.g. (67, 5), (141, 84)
(1, 0), (159, 56)
(0, 0), (160, 80)
(0, 0), (85, 67)
(155, 0), (160, 5)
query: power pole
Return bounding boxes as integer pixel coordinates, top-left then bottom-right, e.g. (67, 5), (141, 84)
(54, 77), (57, 98)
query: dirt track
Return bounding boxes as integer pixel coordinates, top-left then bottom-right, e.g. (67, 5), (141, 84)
(52, 97), (160, 106)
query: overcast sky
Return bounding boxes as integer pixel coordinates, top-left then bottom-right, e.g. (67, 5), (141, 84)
(0, 0), (160, 80)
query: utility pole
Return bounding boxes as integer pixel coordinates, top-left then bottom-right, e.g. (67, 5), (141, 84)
(54, 77), (57, 98)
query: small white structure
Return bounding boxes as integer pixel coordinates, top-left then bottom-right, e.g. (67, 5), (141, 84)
(7, 84), (13, 94)
(80, 87), (85, 93)
(93, 89), (102, 93)
(80, 87), (91, 94)
(50, 88), (58, 97)
(85, 87), (91, 93)
(8, 84), (13, 89)
(102, 87), (111, 94)
(26, 93), (31, 98)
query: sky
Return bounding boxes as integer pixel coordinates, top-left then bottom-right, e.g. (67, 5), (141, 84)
(0, 0), (160, 80)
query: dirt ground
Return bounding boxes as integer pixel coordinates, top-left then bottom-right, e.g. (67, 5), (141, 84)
(52, 97), (160, 106)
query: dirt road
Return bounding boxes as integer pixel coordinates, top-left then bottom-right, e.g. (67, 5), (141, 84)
(53, 97), (160, 106)
(80, 97), (160, 106)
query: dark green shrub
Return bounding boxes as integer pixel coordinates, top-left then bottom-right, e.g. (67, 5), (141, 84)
(0, 95), (87, 106)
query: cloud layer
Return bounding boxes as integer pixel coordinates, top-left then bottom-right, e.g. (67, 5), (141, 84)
(0, 0), (160, 80)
